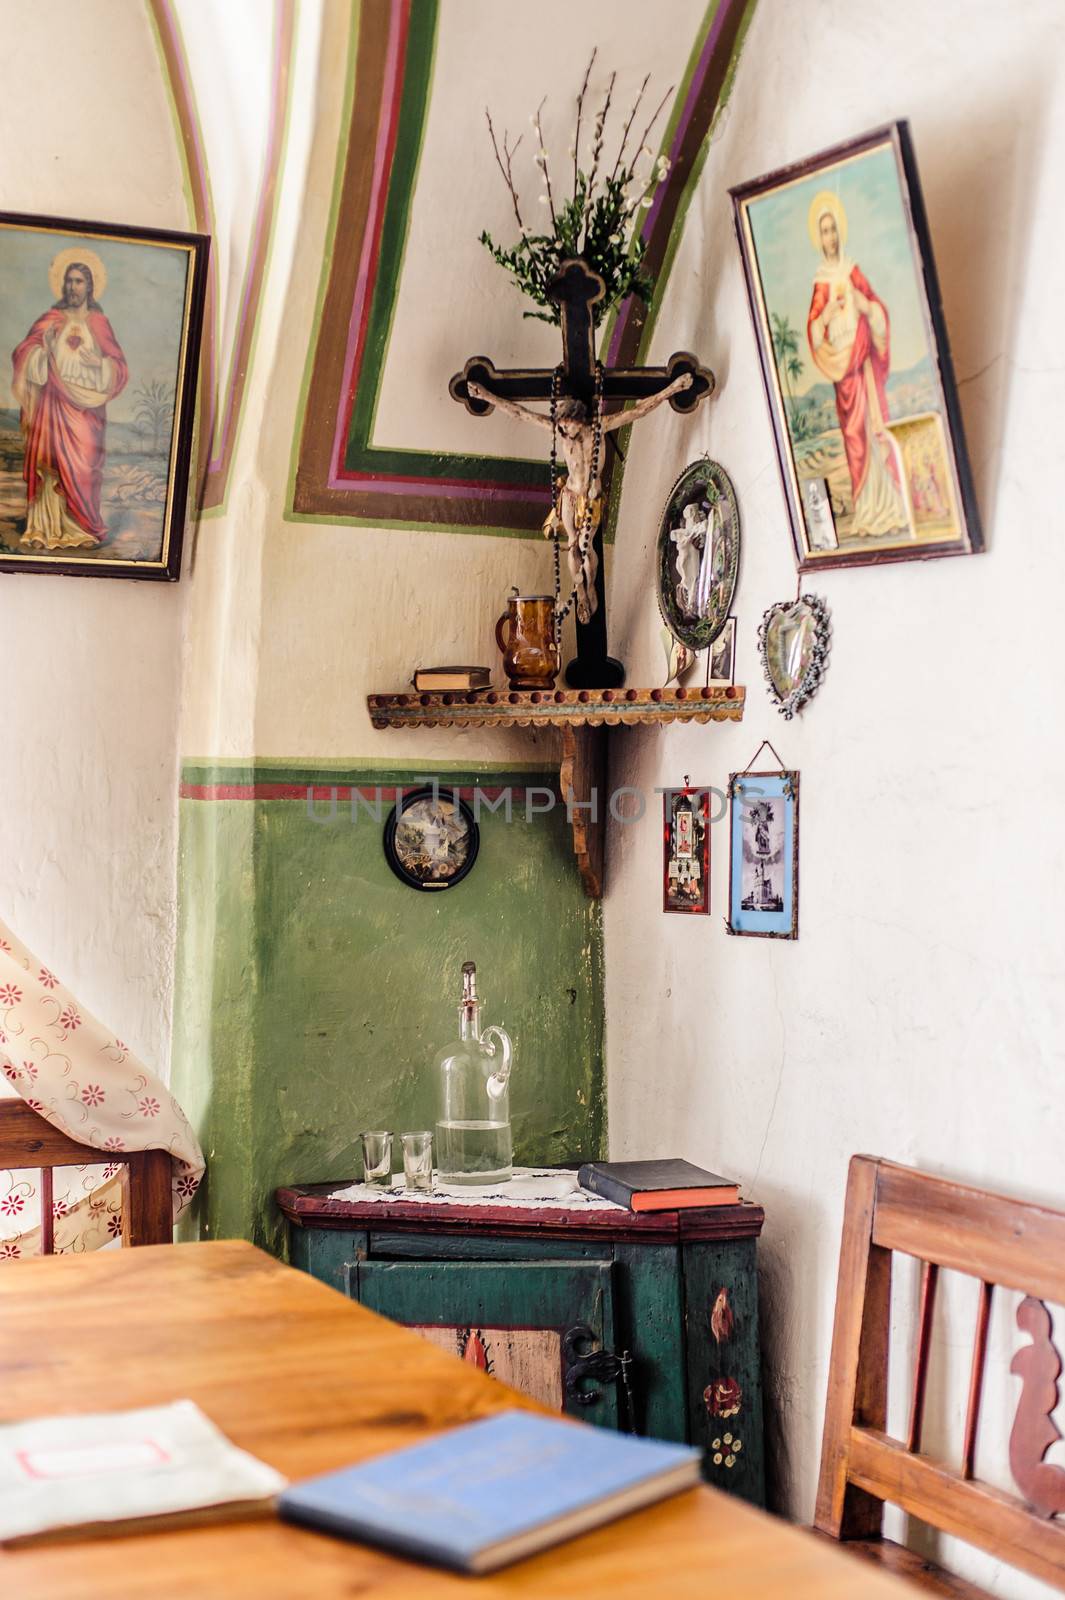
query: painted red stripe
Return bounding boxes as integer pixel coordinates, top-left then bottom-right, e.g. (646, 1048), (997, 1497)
(336, 0), (410, 460)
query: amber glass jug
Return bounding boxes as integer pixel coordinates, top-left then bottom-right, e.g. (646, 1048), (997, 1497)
(495, 594), (560, 689)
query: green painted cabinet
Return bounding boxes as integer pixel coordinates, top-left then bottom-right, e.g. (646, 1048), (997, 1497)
(279, 1183), (765, 1506)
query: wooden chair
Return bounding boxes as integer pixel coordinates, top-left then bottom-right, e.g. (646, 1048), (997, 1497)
(0, 1099), (172, 1251)
(815, 1154), (1065, 1596)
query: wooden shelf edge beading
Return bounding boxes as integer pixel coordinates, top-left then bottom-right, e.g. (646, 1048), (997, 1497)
(276, 1184), (766, 1245)
(367, 684), (745, 731)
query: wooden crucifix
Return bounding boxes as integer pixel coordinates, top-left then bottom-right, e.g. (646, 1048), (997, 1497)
(450, 258), (714, 688)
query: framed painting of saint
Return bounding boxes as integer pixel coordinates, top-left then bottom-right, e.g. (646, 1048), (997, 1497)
(0, 212), (208, 580)
(731, 123), (981, 570)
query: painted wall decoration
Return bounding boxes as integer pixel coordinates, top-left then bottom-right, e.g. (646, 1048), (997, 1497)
(148, 0), (294, 512)
(727, 770), (799, 939)
(732, 121), (982, 569)
(172, 762), (605, 1249)
(0, 213), (207, 580)
(291, 0), (760, 535)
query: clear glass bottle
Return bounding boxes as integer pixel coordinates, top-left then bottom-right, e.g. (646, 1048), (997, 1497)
(434, 962), (514, 1185)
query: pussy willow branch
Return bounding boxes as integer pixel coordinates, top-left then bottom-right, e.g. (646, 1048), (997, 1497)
(533, 97), (557, 230)
(485, 108), (524, 232)
(583, 71), (616, 244)
(611, 73), (649, 182)
(633, 85), (673, 175)
(573, 48), (596, 199)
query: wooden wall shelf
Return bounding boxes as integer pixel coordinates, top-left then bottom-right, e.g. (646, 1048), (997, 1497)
(367, 684), (744, 731)
(366, 685), (745, 898)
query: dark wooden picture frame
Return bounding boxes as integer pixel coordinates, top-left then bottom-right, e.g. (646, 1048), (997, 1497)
(731, 122), (981, 572)
(383, 787), (480, 892)
(663, 786), (711, 915)
(0, 210), (208, 581)
(726, 771), (799, 939)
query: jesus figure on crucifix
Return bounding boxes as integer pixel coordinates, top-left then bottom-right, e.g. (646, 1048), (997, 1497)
(468, 372), (692, 623)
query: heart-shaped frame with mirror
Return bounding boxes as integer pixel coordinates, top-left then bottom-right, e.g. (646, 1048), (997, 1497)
(758, 593), (831, 719)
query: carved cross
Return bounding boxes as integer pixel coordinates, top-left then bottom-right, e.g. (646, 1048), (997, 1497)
(451, 258), (714, 688)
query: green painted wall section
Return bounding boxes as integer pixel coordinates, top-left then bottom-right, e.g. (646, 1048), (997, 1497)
(172, 764), (605, 1253)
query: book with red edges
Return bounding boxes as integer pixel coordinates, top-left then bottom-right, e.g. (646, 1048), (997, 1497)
(577, 1158), (740, 1212)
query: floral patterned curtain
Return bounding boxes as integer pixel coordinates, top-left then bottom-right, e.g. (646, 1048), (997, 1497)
(0, 919), (204, 1258)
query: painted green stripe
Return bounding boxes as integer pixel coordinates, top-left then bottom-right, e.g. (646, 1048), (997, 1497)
(344, 0), (438, 467)
(342, 2), (545, 489)
(286, 0), (362, 513)
(635, 0), (759, 365)
(598, 0), (725, 359)
(180, 759), (560, 788)
(280, 510), (554, 538)
(605, 0), (760, 543)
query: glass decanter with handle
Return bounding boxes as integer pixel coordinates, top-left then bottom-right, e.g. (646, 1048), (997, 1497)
(434, 961), (514, 1185)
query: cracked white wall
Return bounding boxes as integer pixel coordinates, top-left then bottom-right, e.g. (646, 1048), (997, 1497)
(604, 1), (1065, 1592)
(0, 0), (188, 1078)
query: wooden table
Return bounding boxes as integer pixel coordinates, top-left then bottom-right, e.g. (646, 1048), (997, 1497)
(0, 1241), (920, 1600)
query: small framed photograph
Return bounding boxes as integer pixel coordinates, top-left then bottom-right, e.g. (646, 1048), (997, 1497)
(0, 211), (208, 580)
(383, 787), (480, 892)
(663, 787), (710, 915)
(731, 122), (981, 571)
(708, 617), (736, 684)
(727, 771), (799, 938)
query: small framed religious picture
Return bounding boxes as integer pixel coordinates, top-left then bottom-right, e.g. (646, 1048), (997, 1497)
(731, 122), (982, 571)
(0, 211), (209, 580)
(726, 771), (799, 939)
(663, 786), (711, 915)
(383, 787), (480, 892)
(708, 617), (736, 684)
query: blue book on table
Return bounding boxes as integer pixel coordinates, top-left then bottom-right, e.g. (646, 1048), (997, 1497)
(278, 1410), (702, 1574)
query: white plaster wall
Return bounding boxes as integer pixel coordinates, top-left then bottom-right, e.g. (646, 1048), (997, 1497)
(183, 0), (705, 771)
(604, 0), (1065, 1590)
(0, 0), (189, 1075)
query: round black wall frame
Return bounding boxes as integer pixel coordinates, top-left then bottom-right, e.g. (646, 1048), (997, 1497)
(382, 787), (480, 892)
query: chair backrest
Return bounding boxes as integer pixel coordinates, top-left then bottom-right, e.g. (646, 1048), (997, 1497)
(0, 1099), (172, 1250)
(816, 1155), (1065, 1591)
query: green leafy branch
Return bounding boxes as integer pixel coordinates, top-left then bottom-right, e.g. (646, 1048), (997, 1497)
(480, 51), (672, 328)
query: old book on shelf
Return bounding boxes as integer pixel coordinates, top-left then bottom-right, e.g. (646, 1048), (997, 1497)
(278, 1410), (701, 1574)
(0, 1400), (285, 1546)
(411, 665), (492, 691)
(577, 1158), (740, 1212)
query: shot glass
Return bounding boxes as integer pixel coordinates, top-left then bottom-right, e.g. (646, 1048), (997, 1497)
(401, 1131), (433, 1193)
(360, 1130), (392, 1188)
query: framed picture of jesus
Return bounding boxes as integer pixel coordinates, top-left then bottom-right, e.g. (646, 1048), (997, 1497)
(731, 122), (981, 571)
(0, 212), (208, 580)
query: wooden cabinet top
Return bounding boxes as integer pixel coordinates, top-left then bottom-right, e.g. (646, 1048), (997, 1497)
(276, 1182), (765, 1245)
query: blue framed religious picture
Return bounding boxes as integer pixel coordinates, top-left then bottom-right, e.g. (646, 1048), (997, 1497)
(726, 771), (799, 939)
(663, 786), (710, 914)
(0, 210), (208, 581)
(383, 787), (479, 892)
(731, 122), (981, 571)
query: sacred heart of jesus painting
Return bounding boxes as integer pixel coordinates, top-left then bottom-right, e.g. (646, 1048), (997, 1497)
(732, 122), (982, 572)
(0, 212), (208, 580)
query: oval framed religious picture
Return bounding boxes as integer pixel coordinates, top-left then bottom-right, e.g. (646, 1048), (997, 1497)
(656, 459), (741, 651)
(383, 787), (479, 892)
